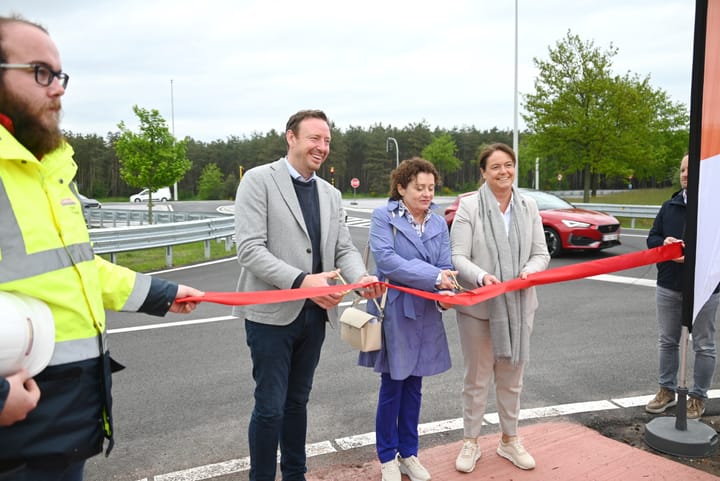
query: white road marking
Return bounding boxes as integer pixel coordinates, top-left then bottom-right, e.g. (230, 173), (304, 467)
(136, 393), (720, 480)
(588, 274), (656, 287)
(345, 216), (371, 228)
(108, 316), (237, 334)
(621, 232), (650, 238)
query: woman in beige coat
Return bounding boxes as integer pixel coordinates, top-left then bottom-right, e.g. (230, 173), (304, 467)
(450, 143), (550, 474)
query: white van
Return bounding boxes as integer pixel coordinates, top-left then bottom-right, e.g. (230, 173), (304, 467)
(130, 187), (172, 202)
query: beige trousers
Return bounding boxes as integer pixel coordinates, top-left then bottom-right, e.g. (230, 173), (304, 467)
(457, 313), (526, 438)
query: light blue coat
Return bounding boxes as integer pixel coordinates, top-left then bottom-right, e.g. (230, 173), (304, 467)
(358, 200), (453, 380)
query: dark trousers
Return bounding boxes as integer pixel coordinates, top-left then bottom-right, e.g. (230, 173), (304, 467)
(375, 373), (423, 463)
(245, 308), (327, 481)
(0, 460), (85, 481)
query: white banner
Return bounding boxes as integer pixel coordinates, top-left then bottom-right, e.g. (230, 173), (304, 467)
(694, 0), (720, 321)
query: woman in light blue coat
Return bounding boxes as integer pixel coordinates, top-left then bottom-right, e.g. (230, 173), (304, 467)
(358, 158), (458, 481)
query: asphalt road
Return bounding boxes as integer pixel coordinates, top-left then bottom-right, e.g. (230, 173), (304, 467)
(84, 201), (678, 481)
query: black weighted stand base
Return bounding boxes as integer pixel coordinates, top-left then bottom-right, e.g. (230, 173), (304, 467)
(645, 416), (718, 458)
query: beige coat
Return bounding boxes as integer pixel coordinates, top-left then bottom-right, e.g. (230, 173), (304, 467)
(450, 190), (550, 321)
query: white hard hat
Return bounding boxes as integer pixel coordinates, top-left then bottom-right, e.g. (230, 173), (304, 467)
(0, 291), (55, 377)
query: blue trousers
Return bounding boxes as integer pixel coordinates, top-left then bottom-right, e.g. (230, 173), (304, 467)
(656, 287), (720, 399)
(375, 373), (422, 463)
(245, 309), (326, 481)
(0, 460), (85, 481)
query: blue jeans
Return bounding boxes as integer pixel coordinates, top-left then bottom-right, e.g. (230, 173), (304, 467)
(245, 309), (327, 481)
(656, 287), (720, 399)
(375, 373), (422, 463)
(0, 460), (85, 481)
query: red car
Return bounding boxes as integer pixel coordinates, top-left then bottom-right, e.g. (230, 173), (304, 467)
(444, 189), (621, 257)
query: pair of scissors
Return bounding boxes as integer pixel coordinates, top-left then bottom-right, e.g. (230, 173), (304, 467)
(449, 272), (464, 292)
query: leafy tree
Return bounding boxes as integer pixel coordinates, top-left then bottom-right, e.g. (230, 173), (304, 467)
(404, 121), (433, 158)
(421, 133), (461, 185)
(115, 105), (191, 220)
(523, 31), (688, 201)
(197, 163), (225, 200)
(65, 132), (112, 197)
(223, 173), (238, 199)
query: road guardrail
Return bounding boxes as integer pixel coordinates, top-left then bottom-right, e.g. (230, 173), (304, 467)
(89, 216), (234, 266)
(87, 202), (660, 267)
(574, 203), (660, 228)
(85, 208), (216, 228)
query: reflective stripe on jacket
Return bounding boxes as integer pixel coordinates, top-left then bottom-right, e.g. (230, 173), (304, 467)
(0, 125), (149, 364)
(0, 126), (156, 463)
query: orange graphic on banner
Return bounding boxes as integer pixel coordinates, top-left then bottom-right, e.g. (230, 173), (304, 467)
(701, 0), (720, 159)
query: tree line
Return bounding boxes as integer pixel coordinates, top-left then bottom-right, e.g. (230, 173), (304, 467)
(68, 123), (517, 200)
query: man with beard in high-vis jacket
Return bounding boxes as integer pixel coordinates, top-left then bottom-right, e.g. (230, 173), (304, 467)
(0, 14), (204, 481)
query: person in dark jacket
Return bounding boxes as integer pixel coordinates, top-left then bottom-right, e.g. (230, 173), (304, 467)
(0, 15), (203, 481)
(645, 154), (720, 419)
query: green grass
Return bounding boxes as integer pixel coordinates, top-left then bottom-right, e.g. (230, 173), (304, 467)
(100, 239), (235, 273)
(564, 187), (676, 205)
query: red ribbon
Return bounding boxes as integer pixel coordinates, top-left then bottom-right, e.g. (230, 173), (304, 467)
(180, 243), (682, 307)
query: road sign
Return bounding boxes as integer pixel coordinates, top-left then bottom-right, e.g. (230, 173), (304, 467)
(350, 178), (360, 189)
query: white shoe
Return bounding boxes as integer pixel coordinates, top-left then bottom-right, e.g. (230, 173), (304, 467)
(381, 456), (401, 481)
(497, 438), (535, 470)
(455, 440), (481, 473)
(398, 455), (431, 481)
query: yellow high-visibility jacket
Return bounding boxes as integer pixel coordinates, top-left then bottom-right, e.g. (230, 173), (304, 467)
(0, 125), (178, 464)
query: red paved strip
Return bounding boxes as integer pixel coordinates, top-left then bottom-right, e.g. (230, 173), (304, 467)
(306, 421), (717, 481)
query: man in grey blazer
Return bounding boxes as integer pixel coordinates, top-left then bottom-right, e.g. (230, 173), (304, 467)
(233, 109), (383, 481)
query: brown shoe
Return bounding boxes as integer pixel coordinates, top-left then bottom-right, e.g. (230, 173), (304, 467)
(687, 396), (706, 419)
(645, 387), (677, 413)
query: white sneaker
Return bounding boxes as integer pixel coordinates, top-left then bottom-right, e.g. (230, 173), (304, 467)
(381, 456), (401, 481)
(455, 440), (481, 473)
(497, 438), (535, 470)
(398, 455), (431, 481)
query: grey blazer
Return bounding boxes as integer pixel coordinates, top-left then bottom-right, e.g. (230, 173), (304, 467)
(233, 158), (366, 325)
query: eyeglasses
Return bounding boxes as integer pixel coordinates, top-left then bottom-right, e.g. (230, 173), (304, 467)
(0, 63), (69, 89)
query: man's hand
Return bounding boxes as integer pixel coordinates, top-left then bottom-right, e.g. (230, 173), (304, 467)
(169, 285), (205, 314)
(664, 237), (685, 263)
(301, 271), (346, 309)
(355, 275), (384, 299)
(482, 274), (501, 286)
(0, 369), (40, 427)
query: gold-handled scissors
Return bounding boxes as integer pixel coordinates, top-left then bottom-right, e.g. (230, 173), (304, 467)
(449, 272), (464, 292)
(333, 271), (352, 296)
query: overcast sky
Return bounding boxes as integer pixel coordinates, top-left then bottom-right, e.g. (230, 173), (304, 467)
(3, 0), (695, 142)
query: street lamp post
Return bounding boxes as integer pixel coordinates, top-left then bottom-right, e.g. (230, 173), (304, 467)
(512, 0), (519, 188)
(386, 137), (399, 168)
(171, 79), (178, 201)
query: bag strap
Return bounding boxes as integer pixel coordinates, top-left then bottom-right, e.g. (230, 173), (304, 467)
(338, 213), (396, 316)
(357, 283), (387, 315)
(336, 269), (387, 317)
